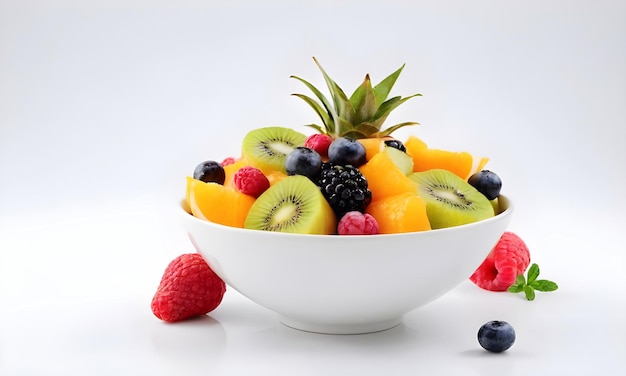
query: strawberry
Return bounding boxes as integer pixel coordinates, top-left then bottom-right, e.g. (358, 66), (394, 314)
(470, 232), (531, 292)
(151, 253), (226, 322)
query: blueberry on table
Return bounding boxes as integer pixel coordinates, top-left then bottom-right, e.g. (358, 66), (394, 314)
(468, 170), (502, 200)
(478, 320), (516, 353)
(193, 161), (226, 184)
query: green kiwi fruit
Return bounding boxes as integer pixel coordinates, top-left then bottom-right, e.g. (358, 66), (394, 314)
(409, 169), (495, 229)
(244, 175), (337, 234)
(490, 197), (500, 215)
(241, 126), (307, 174)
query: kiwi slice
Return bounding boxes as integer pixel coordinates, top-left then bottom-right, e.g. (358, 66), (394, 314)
(409, 169), (494, 229)
(241, 126), (307, 174)
(244, 175), (337, 234)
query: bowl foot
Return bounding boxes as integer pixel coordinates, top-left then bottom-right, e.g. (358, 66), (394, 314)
(279, 316), (403, 335)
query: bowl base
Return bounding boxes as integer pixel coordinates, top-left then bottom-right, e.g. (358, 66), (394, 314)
(279, 316), (403, 335)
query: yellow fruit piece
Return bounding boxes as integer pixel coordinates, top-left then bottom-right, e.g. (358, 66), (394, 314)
(405, 135), (476, 179)
(359, 151), (417, 201)
(266, 170), (287, 186)
(184, 176), (194, 212)
(357, 137), (390, 162)
(468, 156), (490, 179)
(366, 192), (431, 234)
(223, 158), (249, 187)
(187, 177), (256, 228)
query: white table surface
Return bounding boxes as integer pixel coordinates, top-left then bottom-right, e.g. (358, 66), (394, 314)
(1, 200), (624, 376)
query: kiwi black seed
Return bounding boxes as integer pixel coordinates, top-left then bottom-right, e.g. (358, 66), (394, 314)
(241, 126), (307, 174)
(409, 169), (495, 229)
(244, 175), (336, 235)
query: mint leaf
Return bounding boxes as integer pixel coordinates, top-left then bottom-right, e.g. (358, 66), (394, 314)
(527, 263), (540, 284)
(507, 262), (558, 300)
(523, 285), (536, 301)
(530, 280), (559, 292)
(507, 275), (526, 293)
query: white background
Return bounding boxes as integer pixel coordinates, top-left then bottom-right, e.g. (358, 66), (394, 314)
(1, 1), (625, 375)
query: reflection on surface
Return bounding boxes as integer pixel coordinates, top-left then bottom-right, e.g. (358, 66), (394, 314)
(150, 315), (227, 373)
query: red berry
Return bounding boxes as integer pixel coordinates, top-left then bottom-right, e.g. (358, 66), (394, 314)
(470, 232), (531, 291)
(337, 211), (379, 235)
(221, 157), (237, 166)
(304, 134), (333, 159)
(151, 253), (226, 322)
(233, 166), (270, 198)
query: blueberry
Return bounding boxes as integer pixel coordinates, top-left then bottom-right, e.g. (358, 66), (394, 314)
(478, 320), (516, 353)
(384, 139), (406, 153)
(285, 147), (323, 179)
(468, 170), (502, 200)
(193, 160), (226, 184)
(328, 137), (367, 167)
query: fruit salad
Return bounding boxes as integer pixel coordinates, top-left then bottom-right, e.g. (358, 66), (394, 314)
(184, 58), (504, 235)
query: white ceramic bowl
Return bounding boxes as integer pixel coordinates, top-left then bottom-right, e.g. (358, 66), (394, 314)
(181, 196), (513, 334)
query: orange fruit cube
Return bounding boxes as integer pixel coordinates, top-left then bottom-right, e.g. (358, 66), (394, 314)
(366, 192), (431, 234)
(359, 151), (416, 201)
(405, 135), (478, 180)
(357, 137), (390, 162)
(187, 177), (256, 228)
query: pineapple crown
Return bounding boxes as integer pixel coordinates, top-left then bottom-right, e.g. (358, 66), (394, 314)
(290, 57), (422, 139)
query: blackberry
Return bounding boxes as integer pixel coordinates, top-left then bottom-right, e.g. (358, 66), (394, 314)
(316, 163), (372, 218)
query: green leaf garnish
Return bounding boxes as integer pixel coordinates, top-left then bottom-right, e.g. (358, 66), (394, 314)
(526, 263), (539, 284)
(507, 263), (558, 300)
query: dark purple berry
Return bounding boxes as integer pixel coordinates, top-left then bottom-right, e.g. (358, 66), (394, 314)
(478, 320), (516, 353)
(384, 139), (406, 153)
(316, 163), (372, 218)
(468, 170), (502, 200)
(193, 160), (226, 184)
(285, 147), (323, 179)
(328, 137), (367, 167)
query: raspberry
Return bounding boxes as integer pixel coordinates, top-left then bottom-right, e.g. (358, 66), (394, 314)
(233, 166), (270, 198)
(304, 134), (333, 159)
(151, 253), (226, 322)
(337, 211), (379, 235)
(470, 232), (531, 291)
(220, 157), (237, 166)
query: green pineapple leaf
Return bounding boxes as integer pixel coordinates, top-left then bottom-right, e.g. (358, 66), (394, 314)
(292, 58), (422, 139)
(349, 74), (377, 126)
(291, 93), (333, 134)
(335, 116), (358, 138)
(312, 57), (356, 125)
(373, 64), (405, 107)
(290, 76), (335, 133)
(353, 122), (383, 138)
(303, 123), (326, 135)
(377, 121), (420, 137)
(375, 94), (422, 121)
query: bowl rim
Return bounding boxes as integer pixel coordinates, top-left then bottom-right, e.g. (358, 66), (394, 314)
(181, 195), (513, 239)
